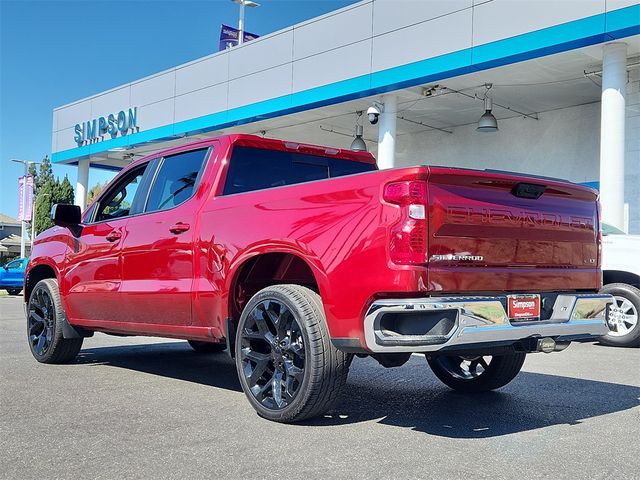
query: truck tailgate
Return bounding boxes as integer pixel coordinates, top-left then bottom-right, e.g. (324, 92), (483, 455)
(426, 167), (600, 293)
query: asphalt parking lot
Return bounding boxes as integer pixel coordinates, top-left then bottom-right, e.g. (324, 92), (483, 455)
(1, 295), (638, 480)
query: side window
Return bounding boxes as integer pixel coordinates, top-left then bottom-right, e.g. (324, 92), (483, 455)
(94, 166), (147, 223)
(145, 148), (208, 213)
(5, 260), (21, 270)
(329, 158), (376, 177)
(222, 147), (376, 195)
(223, 147), (328, 195)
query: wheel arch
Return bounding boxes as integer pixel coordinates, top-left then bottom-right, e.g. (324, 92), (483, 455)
(24, 261), (59, 303)
(25, 263), (91, 340)
(603, 270), (640, 289)
(226, 247), (330, 334)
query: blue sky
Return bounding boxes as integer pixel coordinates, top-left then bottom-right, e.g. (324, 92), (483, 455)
(0, 0), (356, 218)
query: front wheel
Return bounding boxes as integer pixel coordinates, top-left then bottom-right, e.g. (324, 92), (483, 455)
(235, 284), (350, 423)
(426, 353), (526, 393)
(27, 278), (83, 364)
(6, 288), (21, 296)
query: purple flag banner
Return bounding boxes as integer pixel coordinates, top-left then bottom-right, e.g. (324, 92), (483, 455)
(17, 175), (34, 221)
(219, 24), (259, 51)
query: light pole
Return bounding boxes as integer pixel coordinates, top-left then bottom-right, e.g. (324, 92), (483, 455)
(11, 159), (39, 258)
(232, 0), (260, 45)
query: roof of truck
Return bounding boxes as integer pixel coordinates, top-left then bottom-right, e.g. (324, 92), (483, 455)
(125, 134), (377, 172)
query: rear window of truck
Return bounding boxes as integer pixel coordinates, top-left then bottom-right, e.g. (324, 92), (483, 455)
(222, 146), (376, 195)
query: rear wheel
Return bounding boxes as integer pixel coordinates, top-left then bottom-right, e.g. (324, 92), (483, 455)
(599, 283), (640, 347)
(6, 288), (21, 296)
(426, 353), (526, 393)
(27, 278), (83, 364)
(235, 284), (350, 423)
(187, 340), (226, 353)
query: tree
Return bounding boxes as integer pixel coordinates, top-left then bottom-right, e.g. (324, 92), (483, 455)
(28, 155), (56, 236)
(57, 175), (74, 204)
(32, 174), (74, 237)
(33, 180), (56, 236)
(28, 155), (53, 238)
(37, 156), (54, 190)
(28, 162), (38, 185)
(28, 155), (53, 194)
(87, 182), (105, 205)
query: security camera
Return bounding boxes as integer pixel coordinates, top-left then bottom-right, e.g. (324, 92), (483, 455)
(367, 104), (382, 125)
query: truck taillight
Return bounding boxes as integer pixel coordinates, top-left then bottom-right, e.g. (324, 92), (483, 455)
(383, 181), (427, 265)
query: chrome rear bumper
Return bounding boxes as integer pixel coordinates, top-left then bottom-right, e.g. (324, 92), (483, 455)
(364, 293), (613, 353)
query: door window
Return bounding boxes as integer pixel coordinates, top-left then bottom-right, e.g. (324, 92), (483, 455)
(222, 147), (376, 195)
(5, 259), (22, 270)
(94, 165), (147, 223)
(145, 148), (209, 213)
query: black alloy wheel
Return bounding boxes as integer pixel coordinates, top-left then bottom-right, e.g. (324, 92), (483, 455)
(26, 279), (83, 364)
(433, 355), (491, 380)
(239, 299), (306, 410)
(427, 352), (526, 393)
(28, 285), (55, 357)
(235, 284), (350, 423)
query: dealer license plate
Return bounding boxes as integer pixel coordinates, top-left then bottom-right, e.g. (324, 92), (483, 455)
(507, 294), (540, 321)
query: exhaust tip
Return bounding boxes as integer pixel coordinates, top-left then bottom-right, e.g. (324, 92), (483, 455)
(537, 337), (556, 353)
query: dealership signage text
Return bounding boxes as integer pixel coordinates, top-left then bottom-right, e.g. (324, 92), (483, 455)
(74, 107), (138, 146)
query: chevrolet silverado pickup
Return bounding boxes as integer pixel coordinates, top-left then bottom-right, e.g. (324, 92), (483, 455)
(24, 134), (613, 423)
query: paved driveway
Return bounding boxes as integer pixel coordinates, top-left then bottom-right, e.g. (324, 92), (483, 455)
(1, 296), (638, 479)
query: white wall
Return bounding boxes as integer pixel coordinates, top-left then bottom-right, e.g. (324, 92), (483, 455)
(54, 0), (632, 154)
(626, 67), (640, 234)
(395, 103), (601, 182)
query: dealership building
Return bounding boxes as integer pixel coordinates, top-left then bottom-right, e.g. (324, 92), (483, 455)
(51, 0), (640, 232)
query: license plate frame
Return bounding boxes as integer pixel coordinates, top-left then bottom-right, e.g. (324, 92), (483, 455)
(507, 294), (541, 321)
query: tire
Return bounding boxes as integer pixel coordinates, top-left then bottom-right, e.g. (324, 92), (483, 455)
(27, 278), (83, 364)
(599, 283), (640, 347)
(6, 288), (21, 296)
(235, 284), (350, 423)
(426, 352), (526, 393)
(188, 340), (226, 353)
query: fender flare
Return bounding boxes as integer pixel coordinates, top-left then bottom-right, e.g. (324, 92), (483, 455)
(225, 241), (331, 305)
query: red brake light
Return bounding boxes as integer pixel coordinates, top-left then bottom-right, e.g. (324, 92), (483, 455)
(383, 181), (426, 205)
(384, 181), (427, 265)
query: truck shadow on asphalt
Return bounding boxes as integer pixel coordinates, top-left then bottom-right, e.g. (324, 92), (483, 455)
(76, 341), (243, 393)
(75, 342), (640, 438)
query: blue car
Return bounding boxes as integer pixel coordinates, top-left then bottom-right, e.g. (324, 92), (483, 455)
(0, 257), (27, 295)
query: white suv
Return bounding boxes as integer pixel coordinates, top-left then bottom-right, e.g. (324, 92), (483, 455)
(600, 223), (640, 347)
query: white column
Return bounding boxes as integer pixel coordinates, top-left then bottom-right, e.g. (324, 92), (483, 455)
(377, 94), (397, 170)
(599, 42), (627, 231)
(75, 159), (89, 211)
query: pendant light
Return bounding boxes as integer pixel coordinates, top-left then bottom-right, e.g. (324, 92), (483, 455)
(477, 84), (498, 132)
(350, 112), (367, 151)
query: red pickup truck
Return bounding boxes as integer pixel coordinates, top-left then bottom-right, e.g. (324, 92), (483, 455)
(25, 134), (612, 422)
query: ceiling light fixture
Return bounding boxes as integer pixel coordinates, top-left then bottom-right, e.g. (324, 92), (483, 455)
(477, 84), (498, 132)
(350, 111), (367, 151)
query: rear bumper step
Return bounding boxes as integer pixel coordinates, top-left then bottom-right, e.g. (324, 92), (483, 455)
(364, 293), (613, 353)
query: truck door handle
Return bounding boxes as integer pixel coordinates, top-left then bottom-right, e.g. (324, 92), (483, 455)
(169, 222), (190, 234)
(106, 231), (122, 242)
